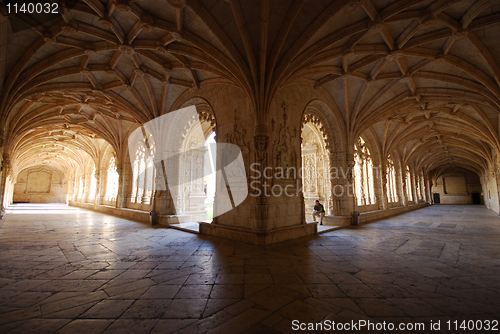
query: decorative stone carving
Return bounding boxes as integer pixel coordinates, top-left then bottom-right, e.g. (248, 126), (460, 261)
(254, 135), (268, 164)
(181, 98), (216, 131)
(114, 0), (131, 12)
(302, 111), (332, 215)
(304, 155), (316, 192)
(167, 0), (186, 9)
(161, 98), (217, 222)
(43, 36), (56, 44)
(62, 24), (78, 35)
(171, 32), (182, 41)
(302, 113), (331, 151)
(198, 110), (215, 127)
(226, 110), (249, 175)
(118, 44), (135, 55)
(84, 49), (96, 57)
(140, 21), (154, 32)
(156, 46), (168, 55)
(273, 102), (297, 179)
(98, 18), (113, 28)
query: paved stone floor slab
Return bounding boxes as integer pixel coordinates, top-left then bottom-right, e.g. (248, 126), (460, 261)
(0, 204), (499, 333)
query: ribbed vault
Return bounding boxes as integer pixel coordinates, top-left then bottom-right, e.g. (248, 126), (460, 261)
(0, 0), (499, 189)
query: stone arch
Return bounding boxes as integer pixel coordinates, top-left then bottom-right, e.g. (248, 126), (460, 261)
(386, 150), (403, 206)
(163, 97), (218, 152)
(173, 97), (218, 222)
(361, 129), (382, 169)
(353, 136), (377, 209)
(100, 144), (116, 171)
(101, 145), (119, 204)
(301, 114), (331, 216)
(85, 157), (97, 203)
(357, 130), (385, 209)
(128, 137), (156, 207)
(302, 99), (345, 152)
(300, 99), (343, 217)
(181, 97), (217, 141)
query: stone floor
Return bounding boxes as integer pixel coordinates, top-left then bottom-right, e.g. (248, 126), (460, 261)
(168, 219), (339, 235)
(0, 204), (499, 333)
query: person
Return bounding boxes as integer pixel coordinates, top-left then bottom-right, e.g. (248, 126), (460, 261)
(312, 199), (325, 225)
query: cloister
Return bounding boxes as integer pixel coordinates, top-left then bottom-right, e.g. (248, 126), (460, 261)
(2, 0), (498, 244)
(0, 0), (499, 332)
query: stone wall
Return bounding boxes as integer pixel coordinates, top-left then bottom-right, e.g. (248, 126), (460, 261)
(70, 201), (150, 224)
(433, 169), (482, 205)
(13, 166), (66, 203)
(485, 176), (500, 214)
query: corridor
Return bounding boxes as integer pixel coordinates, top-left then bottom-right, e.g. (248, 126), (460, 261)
(0, 204), (499, 333)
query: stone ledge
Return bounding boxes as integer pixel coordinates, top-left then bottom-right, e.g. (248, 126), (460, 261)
(359, 202), (429, 224)
(199, 222), (318, 245)
(322, 215), (350, 227)
(157, 214), (192, 226)
(69, 201), (150, 224)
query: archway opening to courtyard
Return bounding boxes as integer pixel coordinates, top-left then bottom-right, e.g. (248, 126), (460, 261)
(301, 117), (332, 221)
(176, 112), (217, 223)
(353, 137), (377, 210)
(203, 132), (217, 221)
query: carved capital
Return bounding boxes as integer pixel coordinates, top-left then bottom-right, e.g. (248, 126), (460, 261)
(98, 18), (113, 28)
(171, 32), (182, 41)
(118, 44), (135, 55)
(167, 0), (186, 9)
(254, 135), (268, 153)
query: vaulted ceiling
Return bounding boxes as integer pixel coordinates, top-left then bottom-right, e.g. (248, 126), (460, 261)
(1, 0), (499, 179)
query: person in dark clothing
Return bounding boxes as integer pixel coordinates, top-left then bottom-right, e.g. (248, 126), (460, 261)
(313, 199), (325, 225)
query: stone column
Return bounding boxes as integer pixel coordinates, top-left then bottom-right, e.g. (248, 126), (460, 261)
(402, 169), (409, 206)
(157, 144), (195, 225)
(183, 147), (208, 222)
(0, 158), (12, 218)
(302, 144), (319, 216)
(330, 153), (341, 216)
(70, 175), (76, 202)
(199, 104), (316, 245)
(140, 161), (150, 205)
(153, 160), (174, 217)
(411, 171), (418, 204)
(403, 174), (409, 206)
(5, 175), (13, 208)
(84, 174), (91, 203)
(94, 166), (102, 205)
(421, 173), (427, 202)
(327, 152), (336, 216)
(422, 174), (427, 203)
(359, 156), (365, 206)
(346, 153), (356, 215)
(143, 159), (154, 205)
(331, 151), (352, 216)
(322, 153), (332, 215)
(253, 131), (270, 232)
(74, 175), (80, 202)
(374, 164), (386, 210)
(165, 149), (184, 218)
(421, 175), (426, 203)
(396, 166), (405, 206)
(495, 164), (500, 210)
(97, 167), (106, 205)
(66, 171), (74, 204)
(116, 162), (129, 208)
(425, 174), (432, 203)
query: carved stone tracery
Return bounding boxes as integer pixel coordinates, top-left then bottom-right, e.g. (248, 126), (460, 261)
(273, 102), (297, 180)
(171, 98), (217, 222)
(301, 110), (332, 216)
